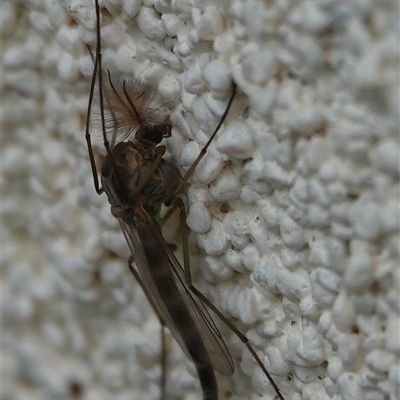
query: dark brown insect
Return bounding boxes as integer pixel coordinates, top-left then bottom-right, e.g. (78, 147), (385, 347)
(84, 1), (284, 399)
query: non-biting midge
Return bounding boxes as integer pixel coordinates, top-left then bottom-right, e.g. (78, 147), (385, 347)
(84, 1), (285, 399)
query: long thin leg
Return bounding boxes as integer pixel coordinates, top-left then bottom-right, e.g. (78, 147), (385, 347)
(160, 323), (167, 400)
(88, 0), (130, 203)
(85, 0), (115, 196)
(176, 206), (285, 400)
(159, 202), (180, 228)
(165, 84), (237, 207)
(85, 28), (103, 195)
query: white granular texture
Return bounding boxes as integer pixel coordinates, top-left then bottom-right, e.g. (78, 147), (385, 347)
(2, 1), (399, 400)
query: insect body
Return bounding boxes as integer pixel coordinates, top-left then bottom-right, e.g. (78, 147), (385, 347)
(85, 1), (284, 399)
(100, 127), (235, 400)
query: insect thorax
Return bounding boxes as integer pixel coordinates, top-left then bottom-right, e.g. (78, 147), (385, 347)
(101, 140), (181, 221)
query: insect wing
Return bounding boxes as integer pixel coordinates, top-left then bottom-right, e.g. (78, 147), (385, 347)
(119, 217), (192, 361)
(119, 210), (234, 376)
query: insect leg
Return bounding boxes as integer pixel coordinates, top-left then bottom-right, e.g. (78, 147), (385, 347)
(175, 203), (286, 400)
(85, 36), (103, 195)
(88, 0), (128, 199)
(160, 323), (167, 400)
(165, 84), (237, 207)
(86, 0), (119, 196)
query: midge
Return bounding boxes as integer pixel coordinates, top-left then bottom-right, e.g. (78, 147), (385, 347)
(85, 1), (285, 399)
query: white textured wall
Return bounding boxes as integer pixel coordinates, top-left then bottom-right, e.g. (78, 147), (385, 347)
(2, 1), (399, 400)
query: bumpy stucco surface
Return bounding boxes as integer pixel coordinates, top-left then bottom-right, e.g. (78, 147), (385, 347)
(2, 1), (399, 400)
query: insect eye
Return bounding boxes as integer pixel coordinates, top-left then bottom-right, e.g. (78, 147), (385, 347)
(141, 124), (172, 144)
